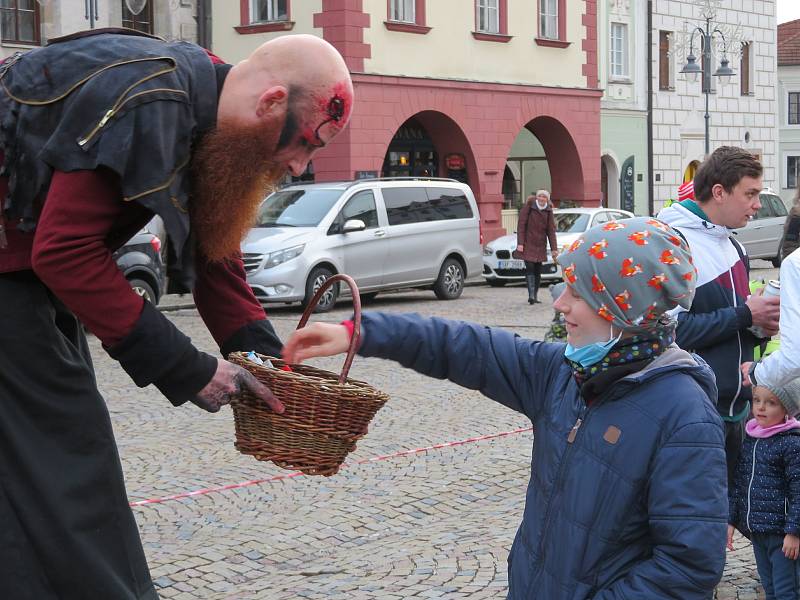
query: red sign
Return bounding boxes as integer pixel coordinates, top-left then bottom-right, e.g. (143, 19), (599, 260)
(445, 153), (465, 170)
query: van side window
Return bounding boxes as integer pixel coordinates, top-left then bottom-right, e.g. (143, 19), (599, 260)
(426, 187), (474, 220)
(341, 190), (379, 229)
(382, 187), (429, 225)
(382, 187), (473, 225)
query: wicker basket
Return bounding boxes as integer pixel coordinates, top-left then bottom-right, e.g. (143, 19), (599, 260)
(228, 274), (389, 476)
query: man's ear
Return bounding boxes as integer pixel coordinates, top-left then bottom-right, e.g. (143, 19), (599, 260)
(710, 183), (726, 204)
(255, 86), (288, 120)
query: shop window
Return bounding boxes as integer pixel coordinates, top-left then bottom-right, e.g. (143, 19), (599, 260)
(1, 0), (39, 44)
(790, 92), (800, 126)
(609, 23), (629, 79)
(659, 30), (674, 91)
(121, 0), (154, 34)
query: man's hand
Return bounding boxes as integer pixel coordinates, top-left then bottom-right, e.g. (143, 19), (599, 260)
(727, 525), (735, 551)
(282, 322), (351, 364)
(784, 533), (800, 560)
(746, 291), (780, 336)
(192, 358), (284, 413)
(741, 362), (754, 387)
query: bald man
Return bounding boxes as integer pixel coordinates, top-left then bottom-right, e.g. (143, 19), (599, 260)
(0, 29), (352, 599)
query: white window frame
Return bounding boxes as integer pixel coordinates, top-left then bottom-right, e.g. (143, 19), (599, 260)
(789, 90), (800, 128)
(251, 0), (288, 24)
(609, 22), (629, 80)
(476, 0), (499, 34)
(540, 0), (558, 40)
(390, 0), (415, 23)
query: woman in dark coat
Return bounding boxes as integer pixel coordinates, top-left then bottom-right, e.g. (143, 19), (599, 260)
(516, 190), (558, 304)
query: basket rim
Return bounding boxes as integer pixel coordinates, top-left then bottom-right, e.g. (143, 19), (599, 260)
(229, 352), (390, 401)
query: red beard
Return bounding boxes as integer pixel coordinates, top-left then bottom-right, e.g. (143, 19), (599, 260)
(190, 118), (286, 263)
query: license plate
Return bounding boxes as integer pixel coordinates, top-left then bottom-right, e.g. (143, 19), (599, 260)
(498, 259), (525, 270)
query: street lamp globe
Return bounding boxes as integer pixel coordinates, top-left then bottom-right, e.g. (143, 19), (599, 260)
(713, 56), (735, 86)
(681, 53), (702, 84)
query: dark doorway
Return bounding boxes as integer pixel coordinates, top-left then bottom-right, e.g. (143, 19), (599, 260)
(383, 119), (438, 178)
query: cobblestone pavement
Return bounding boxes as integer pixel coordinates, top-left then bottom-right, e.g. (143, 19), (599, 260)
(92, 261), (780, 599)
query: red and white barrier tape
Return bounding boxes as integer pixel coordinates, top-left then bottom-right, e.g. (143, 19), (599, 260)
(129, 426), (533, 508)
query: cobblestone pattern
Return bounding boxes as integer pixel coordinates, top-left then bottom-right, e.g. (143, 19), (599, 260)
(90, 262), (779, 599)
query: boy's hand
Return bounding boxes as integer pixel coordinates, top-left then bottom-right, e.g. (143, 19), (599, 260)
(727, 525), (735, 551)
(282, 323), (351, 364)
(784, 534), (800, 560)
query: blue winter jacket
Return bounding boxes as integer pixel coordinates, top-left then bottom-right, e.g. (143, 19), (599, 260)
(358, 312), (728, 600)
(730, 428), (800, 536)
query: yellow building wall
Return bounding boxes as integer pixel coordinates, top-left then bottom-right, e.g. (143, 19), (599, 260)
(211, 0), (323, 64)
(362, 0), (586, 88)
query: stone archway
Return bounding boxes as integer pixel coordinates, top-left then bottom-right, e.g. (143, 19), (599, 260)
(521, 116), (585, 207)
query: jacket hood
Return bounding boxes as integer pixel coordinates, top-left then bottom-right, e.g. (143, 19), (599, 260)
(657, 203), (732, 241)
(616, 346), (718, 402)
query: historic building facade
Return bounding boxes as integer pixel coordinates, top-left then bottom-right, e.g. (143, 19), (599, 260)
(778, 19), (800, 206)
(650, 0), (777, 210)
(214, 0), (602, 241)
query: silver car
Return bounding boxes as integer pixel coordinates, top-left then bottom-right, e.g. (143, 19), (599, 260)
(482, 207), (634, 286)
(241, 179), (483, 312)
(734, 189), (788, 267)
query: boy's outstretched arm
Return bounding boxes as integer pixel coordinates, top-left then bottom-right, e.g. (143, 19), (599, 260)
(283, 311), (568, 420)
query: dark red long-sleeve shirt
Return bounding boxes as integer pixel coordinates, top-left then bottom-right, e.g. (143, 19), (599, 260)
(1, 167), (266, 349)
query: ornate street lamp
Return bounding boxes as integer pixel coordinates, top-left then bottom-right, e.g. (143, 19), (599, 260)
(679, 0), (737, 156)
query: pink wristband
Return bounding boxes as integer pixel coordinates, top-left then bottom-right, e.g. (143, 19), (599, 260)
(340, 319), (355, 341)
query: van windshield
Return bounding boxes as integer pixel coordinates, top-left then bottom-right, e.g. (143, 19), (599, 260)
(255, 189), (343, 227)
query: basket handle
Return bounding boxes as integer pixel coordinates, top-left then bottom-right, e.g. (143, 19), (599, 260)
(296, 273), (361, 385)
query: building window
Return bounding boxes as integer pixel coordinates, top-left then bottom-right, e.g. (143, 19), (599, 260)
(790, 92), (800, 125)
(789, 156), (800, 189)
(476, 0), (499, 34)
(252, 0), (288, 23)
(1, 0), (40, 44)
(610, 23), (628, 79)
(539, 0), (558, 40)
(390, 0), (415, 23)
(659, 30), (673, 91)
(740, 41), (752, 96)
(121, 0), (154, 34)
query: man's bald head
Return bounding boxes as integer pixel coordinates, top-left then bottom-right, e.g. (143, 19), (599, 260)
(218, 35), (353, 140)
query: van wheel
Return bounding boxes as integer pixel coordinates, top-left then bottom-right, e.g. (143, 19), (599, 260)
(434, 258), (464, 300)
(128, 278), (157, 304)
(303, 267), (339, 313)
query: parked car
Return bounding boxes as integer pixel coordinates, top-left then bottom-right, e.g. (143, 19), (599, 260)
(734, 189), (787, 267)
(113, 226), (165, 304)
(241, 178), (483, 312)
(483, 207), (634, 286)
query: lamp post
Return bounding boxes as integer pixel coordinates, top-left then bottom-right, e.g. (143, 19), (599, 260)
(679, 10), (736, 157)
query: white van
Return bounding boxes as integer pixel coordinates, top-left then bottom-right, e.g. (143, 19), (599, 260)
(241, 178), (483, 312)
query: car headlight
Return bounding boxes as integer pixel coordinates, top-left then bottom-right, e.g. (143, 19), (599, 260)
(483, 245), (494, 256)
(265, 244), (305, 269)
